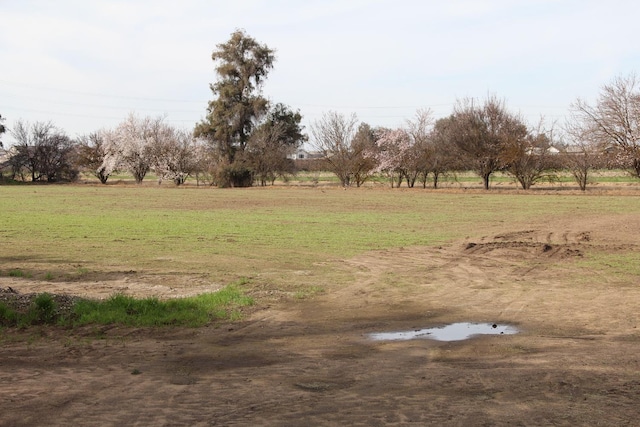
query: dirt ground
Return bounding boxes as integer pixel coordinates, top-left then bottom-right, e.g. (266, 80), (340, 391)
(2, 214), (640, 426)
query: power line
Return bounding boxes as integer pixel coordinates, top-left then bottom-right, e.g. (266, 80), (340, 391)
(0, 79), (570, 113)
(292, 103), (452, 109)
(0, 105), (126, 121)
(1, 78), (570, 129)
(0, 79), (206, 104)
(0, 91), (204, 114)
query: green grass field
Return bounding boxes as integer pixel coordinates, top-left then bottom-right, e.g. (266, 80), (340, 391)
(2, 184), (639, 281)
(1, 182), (640, 328)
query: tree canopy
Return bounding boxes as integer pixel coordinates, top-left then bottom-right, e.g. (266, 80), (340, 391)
(311, 111), (363, 187)
(195, 30), (276, 186)
(448, 96), (529, 189)
(9, 120), (77, 182)
(569, 72), (640, 178)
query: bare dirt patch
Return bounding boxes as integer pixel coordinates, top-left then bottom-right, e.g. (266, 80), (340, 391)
(2, 215), (640, 425)
(0, 271), (222, 301)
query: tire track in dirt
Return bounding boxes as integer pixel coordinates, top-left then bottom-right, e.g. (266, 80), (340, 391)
(3, 215), (640, 426)
(331, 221), (640, 336)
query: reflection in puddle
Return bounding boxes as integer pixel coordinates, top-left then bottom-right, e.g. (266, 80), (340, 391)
(369, 322), (519, 342)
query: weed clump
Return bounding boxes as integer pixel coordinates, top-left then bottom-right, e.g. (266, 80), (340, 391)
(0, 282), (253, 329)
(0, 293), (61, 327)
(8, 269), (25, 278)
(31, 293), (57, 324)
(0, 303), (18, 326)
(72, 283), (254, 327)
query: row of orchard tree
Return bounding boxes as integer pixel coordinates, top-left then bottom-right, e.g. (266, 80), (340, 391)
(312, 101), (557, 190)
(1, 107), (303, 186)
(2, 30), (640, 190)
(0, 30), (306, 187)
(312, 73), (640, 191)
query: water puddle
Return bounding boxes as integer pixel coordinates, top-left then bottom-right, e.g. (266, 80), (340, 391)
(368, 322), (518, 342)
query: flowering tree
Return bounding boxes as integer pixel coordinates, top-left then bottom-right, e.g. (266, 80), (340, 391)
(102, 114), (155, 183)
(367, 110), (436, 188)
(371, 128), (413, 187)
(104, 114), (167, 184)
(151, 128), (202, 185)
(103, 114), (201, 185)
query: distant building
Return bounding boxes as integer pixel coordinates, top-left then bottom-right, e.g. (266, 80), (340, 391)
(525, 145), (561, 156)
(290, 148), (324, 160)
(563, 145), (586, 154)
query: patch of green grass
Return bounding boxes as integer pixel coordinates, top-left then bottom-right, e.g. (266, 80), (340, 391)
(8, 269), (25, 277)
(0, 284), (253, 329)
(16, 293), (58, 326)
(2, 184), (640, 307)
(2, 186), (639, 268)
(71, 283), (253, 327)
(575, 251), (640, 284)
(0, 293), (58, 327)
(0, 303), (18, 326)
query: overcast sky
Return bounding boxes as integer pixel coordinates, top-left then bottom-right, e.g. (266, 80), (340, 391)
(2, 0), (640, 145)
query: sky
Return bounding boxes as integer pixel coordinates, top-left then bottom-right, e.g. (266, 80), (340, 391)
(2, 0), (640, 146)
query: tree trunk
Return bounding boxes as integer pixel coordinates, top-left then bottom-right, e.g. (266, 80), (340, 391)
(572, 170), (588, 191)
(420, 171), (428, 188)
(406, 172), (418, 188)
(632, 158), (640, 179)
(98, 171), (109, 184)
(517, 176), (531, 190)
(482, 172), (491, 190)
